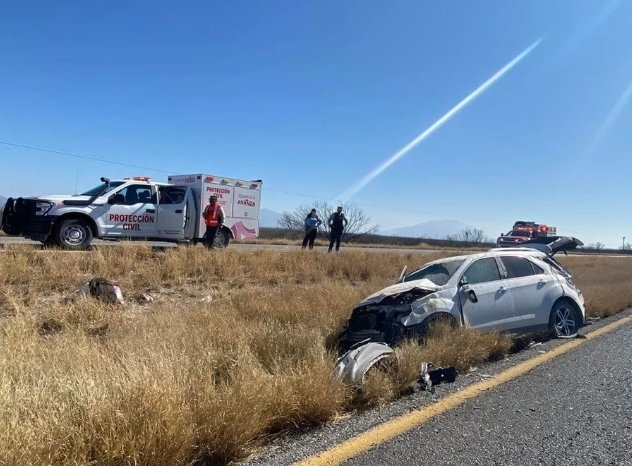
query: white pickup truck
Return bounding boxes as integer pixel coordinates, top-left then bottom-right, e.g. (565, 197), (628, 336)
(0, 174), (262, 250)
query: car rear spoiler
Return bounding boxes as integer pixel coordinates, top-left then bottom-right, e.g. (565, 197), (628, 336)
(519, 236), (584, 256)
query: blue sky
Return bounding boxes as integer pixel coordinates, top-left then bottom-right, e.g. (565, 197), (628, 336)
(1, 0), (631, 246)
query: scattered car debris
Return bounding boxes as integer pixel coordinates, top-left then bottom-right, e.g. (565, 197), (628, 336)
(333, 340), (393, 385)
(138, 292), (154, 304)
(70, 278), (124, 304)
(333, 340), (458, 395)
(584, 316), (601, 326)
(419, 362), (457, 393)
(528, 341), (544, 349)
(480, 374), (494, 379)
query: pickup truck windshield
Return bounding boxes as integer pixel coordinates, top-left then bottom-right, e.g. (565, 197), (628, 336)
(509, 230), (531, 237)
(404, 259), (465, 286)
(80, 182), (125, 197)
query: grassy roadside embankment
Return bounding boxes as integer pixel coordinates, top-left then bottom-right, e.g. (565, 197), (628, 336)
(0, 246), (631, 465)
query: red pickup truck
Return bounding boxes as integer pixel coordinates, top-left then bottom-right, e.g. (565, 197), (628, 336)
(496, 221), (557, 247)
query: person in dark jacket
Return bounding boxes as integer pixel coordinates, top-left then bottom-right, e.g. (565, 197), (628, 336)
(302, 209), (322, 250)
(327, 206), (348, 252)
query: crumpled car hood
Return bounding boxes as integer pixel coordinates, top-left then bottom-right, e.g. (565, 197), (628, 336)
(359, 279), (439, 306)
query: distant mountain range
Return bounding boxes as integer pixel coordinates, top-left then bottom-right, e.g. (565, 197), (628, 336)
(0, 195), (6, 208)
(381, 219), (472, 239)
(259, 208), (473, 239)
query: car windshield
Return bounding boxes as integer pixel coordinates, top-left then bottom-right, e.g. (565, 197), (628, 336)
(403, 259), (465, 286)
(509, 230), (531, 237)
(80, 181), (125, 197)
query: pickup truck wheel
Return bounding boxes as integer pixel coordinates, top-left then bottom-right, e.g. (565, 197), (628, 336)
(55, 219), (93, 250)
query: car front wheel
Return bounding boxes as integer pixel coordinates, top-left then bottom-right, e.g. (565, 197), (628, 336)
(549, 300), (580, 338)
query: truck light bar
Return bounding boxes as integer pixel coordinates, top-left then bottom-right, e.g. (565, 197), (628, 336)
(122, 176), (152, 182)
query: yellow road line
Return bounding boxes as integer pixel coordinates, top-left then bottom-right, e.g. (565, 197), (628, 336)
(297, 314), (632, 466)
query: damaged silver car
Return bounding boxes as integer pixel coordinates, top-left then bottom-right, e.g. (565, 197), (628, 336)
(339, 237), (585, 349)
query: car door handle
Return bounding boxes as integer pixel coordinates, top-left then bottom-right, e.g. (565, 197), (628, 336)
(175, 209), (183, 213)
(146, 209), (155, 213)
(498, 286), (507, 293)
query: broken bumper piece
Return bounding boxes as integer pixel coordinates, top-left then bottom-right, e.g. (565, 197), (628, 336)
(333, 340), (394, 385)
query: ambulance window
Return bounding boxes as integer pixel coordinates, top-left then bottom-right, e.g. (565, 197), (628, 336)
(112, 185), (154, 205)
(159, 187), (187, 205)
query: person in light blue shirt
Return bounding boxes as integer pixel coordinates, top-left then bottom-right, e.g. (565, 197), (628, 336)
(302, 208), (322, 250)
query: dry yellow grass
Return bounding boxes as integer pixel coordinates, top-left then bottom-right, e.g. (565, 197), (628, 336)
(560, 256), (632, 317)
(0, 246), (630, 465)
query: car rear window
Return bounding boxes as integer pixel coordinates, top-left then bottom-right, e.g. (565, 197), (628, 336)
(501, 256), (534, 278)
(462, 258), (501, 284)
(530, 262), (544, 275)
(544, 257), (571, 278)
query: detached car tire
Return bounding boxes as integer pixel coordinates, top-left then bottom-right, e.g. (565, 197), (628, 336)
(549, 300), (580, 339)
(55, 218), (93, 250)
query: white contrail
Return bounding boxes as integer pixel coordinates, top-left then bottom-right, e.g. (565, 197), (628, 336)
(588, 79), (632, 152)
(337, 38), (544, 202)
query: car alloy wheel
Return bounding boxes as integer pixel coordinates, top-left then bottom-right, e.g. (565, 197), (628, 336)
(554, 304), (577, 337)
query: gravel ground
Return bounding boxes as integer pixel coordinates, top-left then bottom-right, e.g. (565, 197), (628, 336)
(246, 309), (632, 466)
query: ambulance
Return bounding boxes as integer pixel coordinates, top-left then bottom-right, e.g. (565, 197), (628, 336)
(0, 174), (262, 250)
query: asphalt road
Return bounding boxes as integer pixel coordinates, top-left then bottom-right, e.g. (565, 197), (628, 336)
(343, 319), (632, 466)
(247, 313), (632, 466)
(1, 236), (630, 258)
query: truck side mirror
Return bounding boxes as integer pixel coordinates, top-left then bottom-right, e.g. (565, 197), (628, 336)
(458, 277), (468, 288)
(108, 196), (116, 205)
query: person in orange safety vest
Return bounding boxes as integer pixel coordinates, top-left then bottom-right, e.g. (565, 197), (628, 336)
(203, 194), (226, 249)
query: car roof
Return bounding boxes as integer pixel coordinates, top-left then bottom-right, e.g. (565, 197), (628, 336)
(417, 248), (546, 269)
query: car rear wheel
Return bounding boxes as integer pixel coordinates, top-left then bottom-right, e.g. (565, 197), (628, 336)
(549, 300), (580, 338)
(55, 218), (93, 250)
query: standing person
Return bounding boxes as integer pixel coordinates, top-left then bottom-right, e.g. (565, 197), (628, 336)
(203, 194), (225, 249)
(328, 206), (348, 252)
(302, 208), (322, 250)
